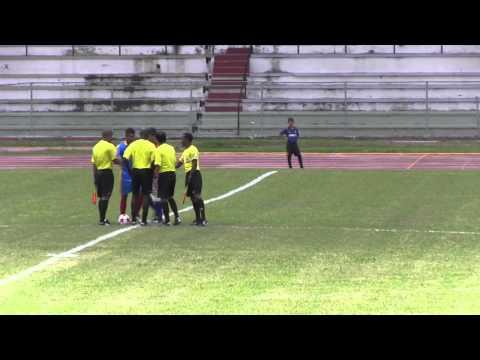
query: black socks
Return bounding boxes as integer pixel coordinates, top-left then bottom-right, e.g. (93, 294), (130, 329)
(98, 199), (109, 222)
(169, 198), (179, 219)
(198, 199), (206, 222)
(142, 194), (150, 223)
(298, 154), (304, 168)
(162, 200), (170, 223)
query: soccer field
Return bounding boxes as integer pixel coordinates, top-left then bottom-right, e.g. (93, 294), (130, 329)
(2, 168), (480, 314)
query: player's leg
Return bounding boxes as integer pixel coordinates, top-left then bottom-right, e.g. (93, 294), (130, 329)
(120, 195), (127, 215)
(191, 171), (206, 226)
(131, 169), (141, 224)
(120, 177), (131, 216)
(287, 143), (293, 168)
(293, 143), (304, 168)
(169, 173), (180, 225)
(98, 170), (114, 225)
(158, 173), (170, 224)
(140, 169), (153, 225)
(186, 171), (201, 225)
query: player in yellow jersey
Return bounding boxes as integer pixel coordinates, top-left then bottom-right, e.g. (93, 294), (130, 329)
(154, 131), (181, 226)
(176, 132), (207, 226)
(91, 129), (121, 225)
(122, 128), (157, 226)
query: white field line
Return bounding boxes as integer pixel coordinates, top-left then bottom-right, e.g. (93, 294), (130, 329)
(0, 170), (278, 287)
(226, 224), (480, 236)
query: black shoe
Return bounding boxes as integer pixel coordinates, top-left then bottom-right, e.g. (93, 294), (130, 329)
(173, 217), (182, 226)
(162, 222), (172, 226)
(98, 219), (111, 226)
(152, 217), (160, 224)
(199, 220), (208, 227)
(191, 220), (200, 226)
(140, 221), (148, 226)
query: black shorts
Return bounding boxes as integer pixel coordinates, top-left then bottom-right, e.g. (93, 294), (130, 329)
(132, 168), (153, 196)
(96, 169), (114, 198)
(158, 171), (176, 199)
(185, 170), (202, 197)
(287, 142), (301, 156)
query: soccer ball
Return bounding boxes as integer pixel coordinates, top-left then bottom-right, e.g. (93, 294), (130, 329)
(118, 214), (131, 225)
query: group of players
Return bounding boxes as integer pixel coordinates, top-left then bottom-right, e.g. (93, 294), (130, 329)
(90, 117), (303, 227)
(91, 128), (207, 227)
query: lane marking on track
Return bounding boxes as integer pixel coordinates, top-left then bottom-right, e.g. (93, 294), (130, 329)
(407, 154), (428, 170)
(0, 171), (278, 288)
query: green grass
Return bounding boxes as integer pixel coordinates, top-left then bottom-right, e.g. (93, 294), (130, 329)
(2, 168), (480, 314)
(4, 138), (480, 154)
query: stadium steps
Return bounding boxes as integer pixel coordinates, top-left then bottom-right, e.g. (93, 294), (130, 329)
(205, 47), (251, 112)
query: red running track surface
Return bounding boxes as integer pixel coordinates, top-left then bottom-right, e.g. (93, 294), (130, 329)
(3, 153), (480, 170)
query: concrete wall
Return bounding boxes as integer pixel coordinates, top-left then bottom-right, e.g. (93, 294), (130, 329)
(0, 57), (208, 75)
(0, 112), (195, 137)
(250, 55), (480, 74)
(0, 46), (206, 56)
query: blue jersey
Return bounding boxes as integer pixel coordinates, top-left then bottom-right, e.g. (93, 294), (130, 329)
(280, 127), (300, 144)
(117, 141), (132, 182)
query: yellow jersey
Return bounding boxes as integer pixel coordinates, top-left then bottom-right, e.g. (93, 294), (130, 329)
(91, 139), (117, 170)
(154, 143), (177, 173)
(123, 139), (156, 169)
(180, 145), (200, 172)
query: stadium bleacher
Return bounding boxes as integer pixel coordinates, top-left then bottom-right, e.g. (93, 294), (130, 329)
(2, 45), (480, 138)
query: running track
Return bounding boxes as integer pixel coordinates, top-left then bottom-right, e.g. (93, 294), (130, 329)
(3, 152), (480, 170)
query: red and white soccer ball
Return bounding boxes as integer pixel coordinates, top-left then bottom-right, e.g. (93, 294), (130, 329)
(118, 214), (131, 225)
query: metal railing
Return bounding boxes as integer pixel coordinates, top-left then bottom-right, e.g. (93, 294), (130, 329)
(207, 80), (480, 111)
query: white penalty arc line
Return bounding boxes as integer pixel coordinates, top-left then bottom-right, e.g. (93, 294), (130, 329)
(0, 170), (278, 287)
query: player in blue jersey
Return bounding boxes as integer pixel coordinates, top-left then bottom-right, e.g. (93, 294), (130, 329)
(280, 117), (304, 169)
(117, 128), (142, 219)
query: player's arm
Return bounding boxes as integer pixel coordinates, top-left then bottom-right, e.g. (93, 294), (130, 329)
(153, 150), (161, 177)
(122, 146), (134, 177)
(175, 159), (183, 169)
(92, 164), (98, 188)
(279, 128), (287, 137)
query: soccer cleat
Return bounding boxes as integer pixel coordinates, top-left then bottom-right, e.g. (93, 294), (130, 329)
(140, 221), (148, 226)
(152, 217), (160, 224)
(162, 221), (172, 226)
(98, 219), (111, 226)
(199, 220), (208, 227)
(173, 217), (182, 226)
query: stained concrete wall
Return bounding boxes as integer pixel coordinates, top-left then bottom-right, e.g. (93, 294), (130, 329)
(250, 55), (480, 74)
(0, 58), (208, 75)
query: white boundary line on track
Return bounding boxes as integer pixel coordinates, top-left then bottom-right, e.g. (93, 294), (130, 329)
(407, 154), (428, 170)
(0, 170), (278, 287)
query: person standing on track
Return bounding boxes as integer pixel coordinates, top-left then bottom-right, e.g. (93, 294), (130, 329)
(280, 117), (304, 169)
(176, 132), (207, 226)
(154, 131), (181, 226)
(91, 129), (121, 225)
(122, 128), (157, 226)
